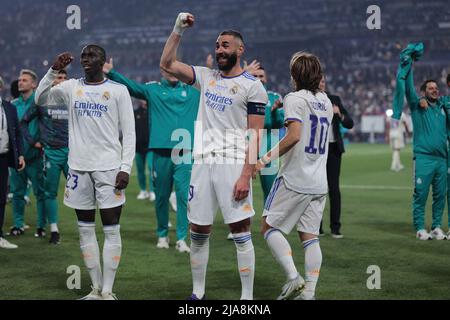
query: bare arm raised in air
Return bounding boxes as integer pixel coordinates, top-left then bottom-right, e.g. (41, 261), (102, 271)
(160, 13), (196, 85)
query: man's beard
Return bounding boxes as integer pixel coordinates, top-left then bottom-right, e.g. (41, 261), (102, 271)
(427, 93), (438, 103)
(216, 52), (237, 72)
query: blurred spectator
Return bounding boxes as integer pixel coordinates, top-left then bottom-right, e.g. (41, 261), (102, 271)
(0, 76), (25, 249)
(318, 76), (354, 238)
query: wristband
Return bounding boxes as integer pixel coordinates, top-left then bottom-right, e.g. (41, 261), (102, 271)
(260, 155), (271, 165)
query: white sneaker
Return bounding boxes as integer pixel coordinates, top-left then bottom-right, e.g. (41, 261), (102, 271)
(446, 230), (450, 240)
(148, 191), (156, 202)
(430, 227), (447, 240)
(24, 195), (31, 205)
(176, 240), (190, 253)
(156, 237), (169, 249)
(169, 192), (177, 212)
(277, 274), (305, 300)
(78, 287), (103, 300)
(101, 292), (118, 300)
(416, 229), (432, 240)
(0, 237), (18, 249)
(331, 232), (344, 239)
(226, 232), (234, 240)
(168, 221), (173, 228)
(137, 190), (149, 200)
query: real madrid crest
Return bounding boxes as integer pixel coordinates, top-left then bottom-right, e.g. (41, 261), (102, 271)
(103, 91), (110, 101)
(76, 88), (83, 97)
(230, 85), (239, 95)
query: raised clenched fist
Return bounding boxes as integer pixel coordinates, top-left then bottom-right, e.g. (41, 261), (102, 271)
(173, 12), (195, 35)
(52, 52), (73, 71)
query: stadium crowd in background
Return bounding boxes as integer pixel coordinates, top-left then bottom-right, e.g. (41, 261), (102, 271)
(0, 0), (448, 143)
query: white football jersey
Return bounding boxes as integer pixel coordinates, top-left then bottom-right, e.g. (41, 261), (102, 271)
(191, 66), (268, 161)
(35, 68), (136, 173)
(278, 90), (333, 195)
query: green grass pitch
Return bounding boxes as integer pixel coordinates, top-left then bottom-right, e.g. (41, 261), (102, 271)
(1, 143), (449, 300)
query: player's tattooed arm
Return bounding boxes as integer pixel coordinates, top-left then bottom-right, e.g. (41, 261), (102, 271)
(52, 52), (73, 70)
(236, 114), (264, 199)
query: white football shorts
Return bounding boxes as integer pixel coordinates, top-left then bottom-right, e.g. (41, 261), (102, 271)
(63, 168), (125, 210)
(188, 161), (254, 225)
(263, 177), (326, 235)
(390, 136), (405, 150)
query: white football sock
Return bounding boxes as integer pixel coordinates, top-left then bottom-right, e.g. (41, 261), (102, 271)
(190, 231), (210, 299)
(392, 150), (400, 169)
(78, 221), (102, 290)
(51, 223), (58, 233)
(264, 228), (298, 280)
(303, 238), (322, 296)
(102, 224), (122, 295)
(232, 231), (255, 300)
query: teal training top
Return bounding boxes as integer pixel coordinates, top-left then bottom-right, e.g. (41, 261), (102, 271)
(261, 90), (283, 156)
(440, 96), (450, 140)
(404, 69), (446, 158)
(107, 69), (200, 150)
(12, 93), (41, 160)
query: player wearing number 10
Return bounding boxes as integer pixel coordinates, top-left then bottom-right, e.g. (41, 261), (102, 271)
(255, 51), (333, 300)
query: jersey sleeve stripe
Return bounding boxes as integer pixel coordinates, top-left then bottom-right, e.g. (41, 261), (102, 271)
(285, 117), (303, 123)
(189, 65), (196, 86)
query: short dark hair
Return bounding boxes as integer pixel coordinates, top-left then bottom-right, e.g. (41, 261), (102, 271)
(290, 51), (323, 93)
(219, 30), (244, 44)
(10, 79), (19, 99)
(420, 79), (437, 92)
(82, 44), (106, 61)
(58, 69), (68, 75)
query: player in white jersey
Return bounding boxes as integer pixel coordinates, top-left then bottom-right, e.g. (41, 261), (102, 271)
(388, 113), (410, 172)
(35, 45), (135, 300)
(254, 52), (333, 300)
(160, 13), (268, 300)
